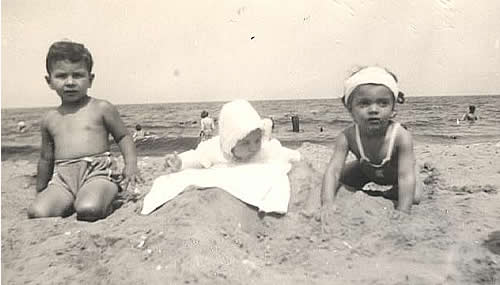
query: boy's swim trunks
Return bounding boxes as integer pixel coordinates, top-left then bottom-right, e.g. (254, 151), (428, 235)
(48, 152), (122, 197)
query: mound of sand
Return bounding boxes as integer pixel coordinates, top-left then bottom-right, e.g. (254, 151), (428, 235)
(2, 142), (499, 284)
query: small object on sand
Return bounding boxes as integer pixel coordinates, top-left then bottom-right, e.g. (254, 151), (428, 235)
(242, 259), (257, 269)
(137, 240), (146, 248)
(343, 241), (353, 249)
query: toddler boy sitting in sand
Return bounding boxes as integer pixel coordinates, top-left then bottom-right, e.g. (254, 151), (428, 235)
(141, 99), (301, 215)
(306, 66), (423, 222)
(28, 41), (142, 222)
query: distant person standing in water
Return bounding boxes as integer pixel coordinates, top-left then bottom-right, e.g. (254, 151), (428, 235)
(133, 124), (146, 142)
(460, 105), (479, 122)
(200, 110), (215, 142)
(17, 121), (28, 133)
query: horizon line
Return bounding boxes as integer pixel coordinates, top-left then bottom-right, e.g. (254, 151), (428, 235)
(2, 93), (499, 110)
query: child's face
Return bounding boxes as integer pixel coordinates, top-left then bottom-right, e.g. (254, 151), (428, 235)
(46, 60), (94, 104)
(231, 129), (262, 161)
(350, 84), (395, 133)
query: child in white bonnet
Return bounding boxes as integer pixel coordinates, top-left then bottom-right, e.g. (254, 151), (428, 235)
(141, 99), (301, 215)
(164, 99), (299, 171)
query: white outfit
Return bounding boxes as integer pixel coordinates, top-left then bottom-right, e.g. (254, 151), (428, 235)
(141, 100), (300, 215)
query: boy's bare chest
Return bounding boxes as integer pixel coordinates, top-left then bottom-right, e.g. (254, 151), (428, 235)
(49, 110), (105, 137)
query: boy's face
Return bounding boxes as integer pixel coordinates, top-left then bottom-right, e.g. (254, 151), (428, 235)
(45, 60), (94, 104)
(232, 129), (262, 161)
(350, 84), (395, 134)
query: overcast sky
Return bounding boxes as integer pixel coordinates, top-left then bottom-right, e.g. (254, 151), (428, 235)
(2, 0), (500, 108)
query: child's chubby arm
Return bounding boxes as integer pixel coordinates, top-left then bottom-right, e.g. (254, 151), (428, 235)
(36, 116), (55, 192)
(321, 132), (349, 207)
(162, 150), (209, 173)
(396, 129), (417, 214)
(307, 132), (349, 232)
(100, 100), (143, 190)
(163, 138), (220, 173)
(303, 132), (348, 219)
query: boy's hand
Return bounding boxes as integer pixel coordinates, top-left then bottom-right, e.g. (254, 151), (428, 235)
(121, 164), (144, 191)
(163, 152), (182, 173)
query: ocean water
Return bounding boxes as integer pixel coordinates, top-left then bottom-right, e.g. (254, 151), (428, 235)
(2, 95), (499, 160)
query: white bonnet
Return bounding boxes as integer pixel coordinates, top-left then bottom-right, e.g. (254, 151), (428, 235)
(218, 100), (263, 160)
(343, 66), (399, 105)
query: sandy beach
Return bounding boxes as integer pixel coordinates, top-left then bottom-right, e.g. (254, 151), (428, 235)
(2, 141), (499, 284)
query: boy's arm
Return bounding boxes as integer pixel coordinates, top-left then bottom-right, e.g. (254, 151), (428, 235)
(321, 132), (349, 206)
(100, 101), (141, 189)
(396, 130), (416, 214)
(36, 118), (55, 192)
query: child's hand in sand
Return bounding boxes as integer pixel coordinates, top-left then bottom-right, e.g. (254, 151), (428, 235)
(121, 164), (144, 191)
(164, 152), (182, 173)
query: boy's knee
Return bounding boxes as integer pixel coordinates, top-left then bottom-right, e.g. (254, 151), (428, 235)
(74, 201), (108, 222)
(27, 203), (51, 218)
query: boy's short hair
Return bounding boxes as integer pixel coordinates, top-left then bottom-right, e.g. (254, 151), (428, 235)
(46, 41), (93, 75)
(135, 124), (142, 131)
(201, 110), (209, 118)
(469, 105), (476, 112)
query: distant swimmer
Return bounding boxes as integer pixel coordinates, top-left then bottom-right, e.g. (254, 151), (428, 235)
(199, 110), (215, 142)
(17, 121), (28, 133)
(133, 124), (157, 142)
(459, 105), (479, 122)
(133, 124), (146, 142)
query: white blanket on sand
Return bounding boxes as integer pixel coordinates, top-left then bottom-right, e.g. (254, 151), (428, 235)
(141, 162), (292, 215)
